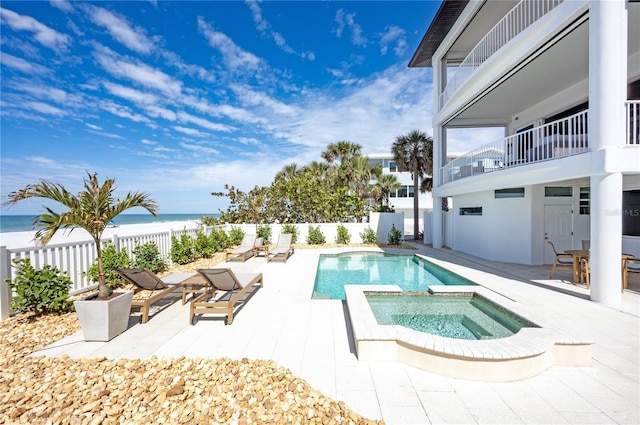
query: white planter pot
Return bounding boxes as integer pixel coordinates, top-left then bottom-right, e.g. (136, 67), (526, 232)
(74, 290), (134, 341)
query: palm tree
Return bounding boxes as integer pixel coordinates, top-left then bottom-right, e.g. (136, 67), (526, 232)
(375, 174), (402, 207)
(3, 172), (158, 299)
(391, 130), (434, 239)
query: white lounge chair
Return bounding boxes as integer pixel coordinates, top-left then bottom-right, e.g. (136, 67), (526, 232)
(267, 233), (294, 263)
(225, 233), (256, 262)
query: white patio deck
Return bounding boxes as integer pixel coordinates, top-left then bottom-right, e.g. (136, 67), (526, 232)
(35, 244), (639, 425)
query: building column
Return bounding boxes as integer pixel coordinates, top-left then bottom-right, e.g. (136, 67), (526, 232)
(432, 123), (445, 249)
(588, 0), (627, 306)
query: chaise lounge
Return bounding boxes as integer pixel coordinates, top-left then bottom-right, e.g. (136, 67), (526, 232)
(225, 233), (257, 262)
(190, 268), (263, 325)
(267, 233), (294, 263)
(116, 268), (187, 323)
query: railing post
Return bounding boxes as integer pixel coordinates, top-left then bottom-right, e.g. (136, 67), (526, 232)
(112, 234), (120, 252)
(0, 246), (12, 320)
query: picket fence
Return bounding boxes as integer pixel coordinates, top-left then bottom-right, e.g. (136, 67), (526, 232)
(0, 219), (406, 320)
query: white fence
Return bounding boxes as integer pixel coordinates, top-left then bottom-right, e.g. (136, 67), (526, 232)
(0, 220), (402, 320)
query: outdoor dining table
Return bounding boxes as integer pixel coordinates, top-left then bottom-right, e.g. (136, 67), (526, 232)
(565, 249), (635, 290)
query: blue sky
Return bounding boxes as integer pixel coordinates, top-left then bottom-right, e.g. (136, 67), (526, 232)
(0, 0), (454, 216)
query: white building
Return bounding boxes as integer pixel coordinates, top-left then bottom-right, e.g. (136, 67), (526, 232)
(367, 153), (434, 236)
(409, 0), (640, 306)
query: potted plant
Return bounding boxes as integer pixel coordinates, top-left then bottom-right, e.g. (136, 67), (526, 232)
(3, 172), (158, 341)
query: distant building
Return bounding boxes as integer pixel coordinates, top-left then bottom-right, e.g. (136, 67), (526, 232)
(409, 0), (640, 306)
(367, 153), (434, 236)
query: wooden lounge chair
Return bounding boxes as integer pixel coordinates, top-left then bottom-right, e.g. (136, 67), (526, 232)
(225, 234), (257, 262)
(116, 268), (185, 323)
(190, 268), (263, 325)
(548, 241), (573, 278)
(267, 233), (294, 263)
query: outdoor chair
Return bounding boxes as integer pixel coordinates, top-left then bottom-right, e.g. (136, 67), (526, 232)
(116, 268), (185, 323)
(225, 234), (257, 262)
(190, 268), (263, 325)
(548, 241), (573, 279)
(267, 233), (294, 263)
(580, 258), (591, 289)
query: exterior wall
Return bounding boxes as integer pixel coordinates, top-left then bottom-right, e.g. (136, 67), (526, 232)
(451, 189), (532, 265)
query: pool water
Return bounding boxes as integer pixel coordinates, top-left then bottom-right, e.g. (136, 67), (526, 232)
(312, 252), (476, 300)
(366, 293), (538, 340)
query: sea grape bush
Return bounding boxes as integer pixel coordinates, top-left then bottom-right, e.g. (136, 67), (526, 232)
(228, 226), (245, 246)
(170, 232), (197, 265)
(194, 230), (215, 259)
(360, 226), (378, 244)
(280, 224), (299, 243)
(306, 225), (326, 245)
(257, 224), (272, 245)
(8, 258), (74, 315)
(132, 241), (167, 273)
(335, 224), (351, 244)
(86, 241), (130, 289)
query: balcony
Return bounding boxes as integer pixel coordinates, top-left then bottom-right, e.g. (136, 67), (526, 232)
(440, 0), (564, 109)
(440, 102), (639, 185)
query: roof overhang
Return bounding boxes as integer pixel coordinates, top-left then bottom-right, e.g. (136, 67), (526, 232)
(408, 0), (469, 68)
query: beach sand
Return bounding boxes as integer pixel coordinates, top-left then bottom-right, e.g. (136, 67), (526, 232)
(0, 220), (201, 250)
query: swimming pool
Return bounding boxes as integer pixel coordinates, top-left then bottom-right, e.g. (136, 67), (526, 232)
(366, 292), (538, 340)
(312, 251), (476, 300)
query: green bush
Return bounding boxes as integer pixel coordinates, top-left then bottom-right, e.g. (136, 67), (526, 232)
(281, 224), (299, 243)
(306, 225), (326, 245)
(257, 224), (272, 245)
(86, 241), (130, 289)
(360, 226), (378, 244)
(200, 215), (220, 226)
(132, 241), (167, 273)
(387, 224), (403, 245)
(228, 226), (245, 246)
(336, 224), (351, 244)
(170, 232), (196, 265)
(7, 258), (74, 315)
(194, 229), (214, 258)
(208, 227), (229, 252)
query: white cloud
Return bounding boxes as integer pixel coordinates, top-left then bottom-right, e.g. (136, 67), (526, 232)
(0, 52), (49, 74)
(87, 6), (154, 54)
(197, 17), (261, 70)
(177, 111), (235, 133)
(379, 25), (407, 57)
(0, 7), (72, 52)
(86, 123), (102, 130)
(25, 101), (66, 116)
(103, 81), (158, 105)
(173, 126), (206, 137)
(333, 9), (367, 47)
(179, 142), (219, 155)
(50, 1), (73, 13)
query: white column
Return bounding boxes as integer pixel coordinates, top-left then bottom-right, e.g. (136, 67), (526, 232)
(588, 0), (627, 306)
(432, 123), (445, 249)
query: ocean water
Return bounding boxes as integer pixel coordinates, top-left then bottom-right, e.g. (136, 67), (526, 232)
(0, 213), (220, 233)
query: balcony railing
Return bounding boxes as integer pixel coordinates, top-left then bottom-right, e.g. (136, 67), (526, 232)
(440, 0), (564, 109)
(441, 110), (588, 184)
(628, 101), (640, 145)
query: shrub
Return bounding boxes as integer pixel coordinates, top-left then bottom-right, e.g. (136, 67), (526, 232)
(194, 229), (214, 258)
(257, 224), (272, 245)
(208, 227), (229, 252)
(281, 224), (299, 243)
(200, 215), (220, 226)
(7, 258), (74, 315)
(228, 226), (245, 246)
(360, 226), (378, 244)
(306, 225), (326, 245)
(170, 232), (196, 265)
(132, 241), (167, 273)
(335, 224), (351, 244)
(86, 241), (130, 289)
(387, 224), (403, 245)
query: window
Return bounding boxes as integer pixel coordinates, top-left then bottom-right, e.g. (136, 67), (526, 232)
(398, 186), (408, 198)
(460, 207), (482, 216)
(623, 190), (640, 236)
(579, 187), (590, 215)
(389, 161), (397, 172)
(545, 187), (573, 197)
(495, 188), (525, 198)
(408, 185), (415, 198)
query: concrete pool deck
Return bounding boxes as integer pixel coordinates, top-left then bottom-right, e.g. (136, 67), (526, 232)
(35, 244), (639, 424)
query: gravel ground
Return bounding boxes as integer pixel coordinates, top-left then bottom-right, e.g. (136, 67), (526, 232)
(0, 244), (395, 424)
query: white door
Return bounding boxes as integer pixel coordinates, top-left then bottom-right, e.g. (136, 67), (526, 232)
(544, 205), (573, 264)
